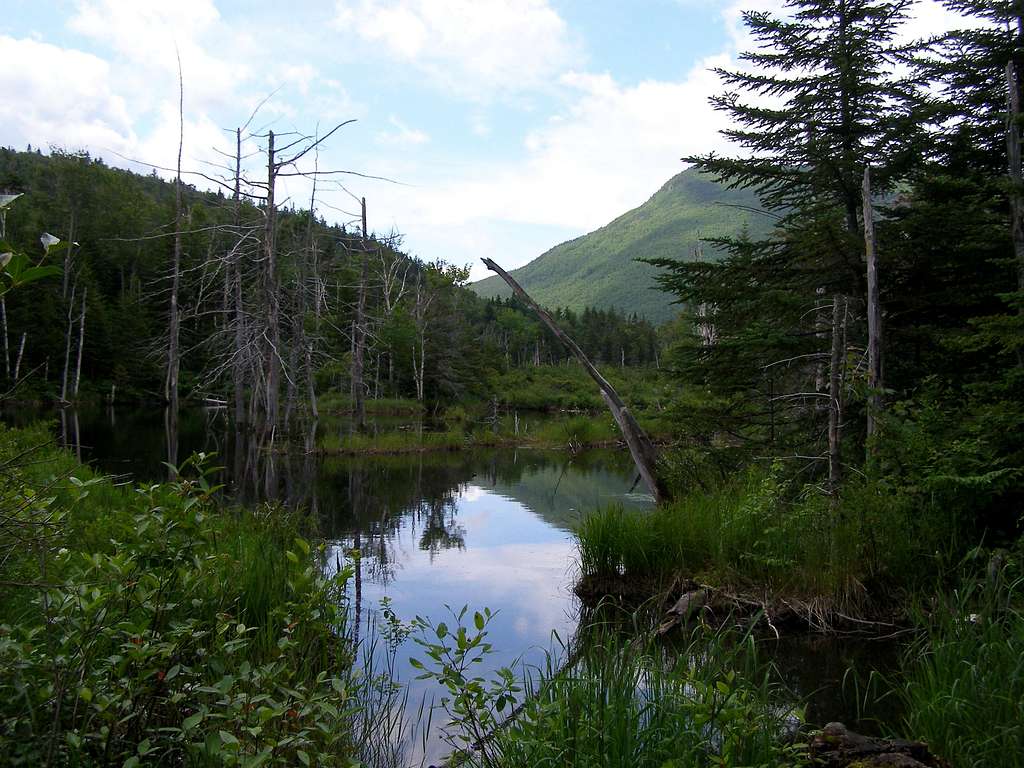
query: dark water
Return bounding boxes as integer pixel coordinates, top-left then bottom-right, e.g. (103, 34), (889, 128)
(9, 405), (901, 762)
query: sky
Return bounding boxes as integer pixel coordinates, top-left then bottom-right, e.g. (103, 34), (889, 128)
(1, 0), (966, 281)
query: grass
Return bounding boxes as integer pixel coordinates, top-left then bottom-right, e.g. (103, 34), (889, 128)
(315, 410), (671, 454)
(317, 390), (424, 415)
(419, 607), (804, 768)
(483, 364), (673, 414)
(896, 565), (1024, 767)
(575, 461), (964, 611)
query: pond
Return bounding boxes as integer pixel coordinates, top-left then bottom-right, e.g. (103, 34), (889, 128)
(8, 404), (901, 764)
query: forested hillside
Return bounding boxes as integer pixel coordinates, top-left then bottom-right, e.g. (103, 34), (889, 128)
(470, 169), (767, 323)
(0, 147), (660, 414)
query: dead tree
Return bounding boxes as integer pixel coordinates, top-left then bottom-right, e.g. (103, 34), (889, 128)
(231, 127), (247, 425)
(72, 286), (87, 397)
(165, 55), (184, 412)
(250, 120), (355, 430)
(350, 197), (369, 430)
(262, 130), (281, 428)
(828, 295), (846, 497)
(482, 257), (669, 503)
(13, 332), (25, 381)
(1007, 58), (1024, 319)
(862, 166), (883, 444)
(60, 282), (76, 404)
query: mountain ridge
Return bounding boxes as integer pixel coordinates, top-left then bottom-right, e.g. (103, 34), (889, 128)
(470, 168), (766, 324)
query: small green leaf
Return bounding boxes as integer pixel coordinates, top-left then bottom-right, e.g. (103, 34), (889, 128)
(182, 713), (203, 731)
(297, 750), (310, 766)
(219, 730), (239, 746)
(474, 611), (485, 630)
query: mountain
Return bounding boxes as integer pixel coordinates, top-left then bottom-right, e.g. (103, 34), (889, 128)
(469, 168), (767, 324)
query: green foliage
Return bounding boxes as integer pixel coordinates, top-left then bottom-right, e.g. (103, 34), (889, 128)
(898, 556), (1024, 768)
(471, 169), (767, 324)
(0, 428), (384, 766)
(410, 606), (519, 767)
(576, 458), (966, 604)
(412, 607), (804, 768)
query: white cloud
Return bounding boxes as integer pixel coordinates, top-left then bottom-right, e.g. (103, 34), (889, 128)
(333, 0), (577, 96)
(376, 116), (430, 147)
(68, 0), (249, 113)
(0, 36), (137, 154)
(374, 53), (736, 281)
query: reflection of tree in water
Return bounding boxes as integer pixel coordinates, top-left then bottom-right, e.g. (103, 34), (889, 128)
(414, 496), (465, 559)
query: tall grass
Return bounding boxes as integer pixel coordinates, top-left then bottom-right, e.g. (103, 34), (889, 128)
(576, 463), (963, 605)
(898, 567), (1024, 767)
(491, 619), (803, 767)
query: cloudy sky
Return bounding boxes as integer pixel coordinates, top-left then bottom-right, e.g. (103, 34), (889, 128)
(2, 0), (963, 280)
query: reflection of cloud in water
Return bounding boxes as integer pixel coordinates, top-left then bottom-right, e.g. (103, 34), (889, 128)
(457, 483), (487, 502)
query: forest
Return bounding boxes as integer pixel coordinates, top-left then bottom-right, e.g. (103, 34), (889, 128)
(1, 0), (1023, 766)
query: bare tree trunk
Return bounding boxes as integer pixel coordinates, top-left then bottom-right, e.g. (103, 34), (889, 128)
(351, 197), (369, 430)
(232, 127), (247, 426)
(483, 257), (669, 503)
(0, 298), (8, 380)
(1007, 60), (1024, 325)
(863, 166), (883, 445)
(60, 282), (76, 404)
(13, 332), (26, 380)
(264, 130), (280, 428)
(72, 286), (87, 397)
(62, 214), (75, 301)
(303, 150), (320, 421)
(828, 294), (844, 496)
(165, 55), (184, 412)
(306, 343), (318, 421)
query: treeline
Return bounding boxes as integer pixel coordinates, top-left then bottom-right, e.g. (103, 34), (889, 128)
(479, 298), (659, 368)
(0, 147), (659, 419)
(646, 0), (1022, 534)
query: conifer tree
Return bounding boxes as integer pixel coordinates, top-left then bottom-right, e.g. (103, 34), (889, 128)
(650, 0), (921, 470)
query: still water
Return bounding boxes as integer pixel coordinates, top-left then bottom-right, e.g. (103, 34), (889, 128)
(11, 405), (899, 763)
(14, 405), (655, 762)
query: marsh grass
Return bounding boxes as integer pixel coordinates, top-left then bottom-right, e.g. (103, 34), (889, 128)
(464, 611), (804, 767)
(896, 566), (1024, 767)
(576, 463), (963, 608)
(317, 391), (423, 415)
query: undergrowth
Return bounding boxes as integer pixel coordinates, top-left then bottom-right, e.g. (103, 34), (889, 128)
(0, 423), (408, 767)
(576, 461), (963, 608)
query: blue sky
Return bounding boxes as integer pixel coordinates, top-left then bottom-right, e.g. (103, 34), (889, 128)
(1, 0), (960, 279)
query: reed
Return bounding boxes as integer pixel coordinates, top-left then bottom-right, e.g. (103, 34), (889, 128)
(898, 568), (1024, 768)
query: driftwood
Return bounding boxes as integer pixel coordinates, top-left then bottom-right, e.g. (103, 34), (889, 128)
(480, 258), (669, 503)
(810, 723), (950, 768)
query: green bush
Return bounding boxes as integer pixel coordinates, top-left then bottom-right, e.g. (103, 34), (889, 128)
(0, 434), (378, 766)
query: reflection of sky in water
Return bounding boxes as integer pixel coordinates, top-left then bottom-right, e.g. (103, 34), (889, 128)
(325, 458), (653, 765)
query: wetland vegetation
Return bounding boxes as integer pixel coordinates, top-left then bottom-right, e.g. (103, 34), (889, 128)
(3, 0), (1024, 764)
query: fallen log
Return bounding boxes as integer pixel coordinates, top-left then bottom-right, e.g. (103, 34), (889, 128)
(810, 722), (950, 768)
(481, 257), (670, 503)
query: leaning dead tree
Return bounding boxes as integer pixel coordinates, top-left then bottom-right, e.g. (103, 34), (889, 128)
(481, 257), (669, 503)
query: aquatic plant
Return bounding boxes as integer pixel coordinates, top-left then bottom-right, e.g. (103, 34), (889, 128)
(411, 605), (804, 768)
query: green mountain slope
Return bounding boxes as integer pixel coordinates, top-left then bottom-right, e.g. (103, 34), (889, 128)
(470, 168), (766, 324)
